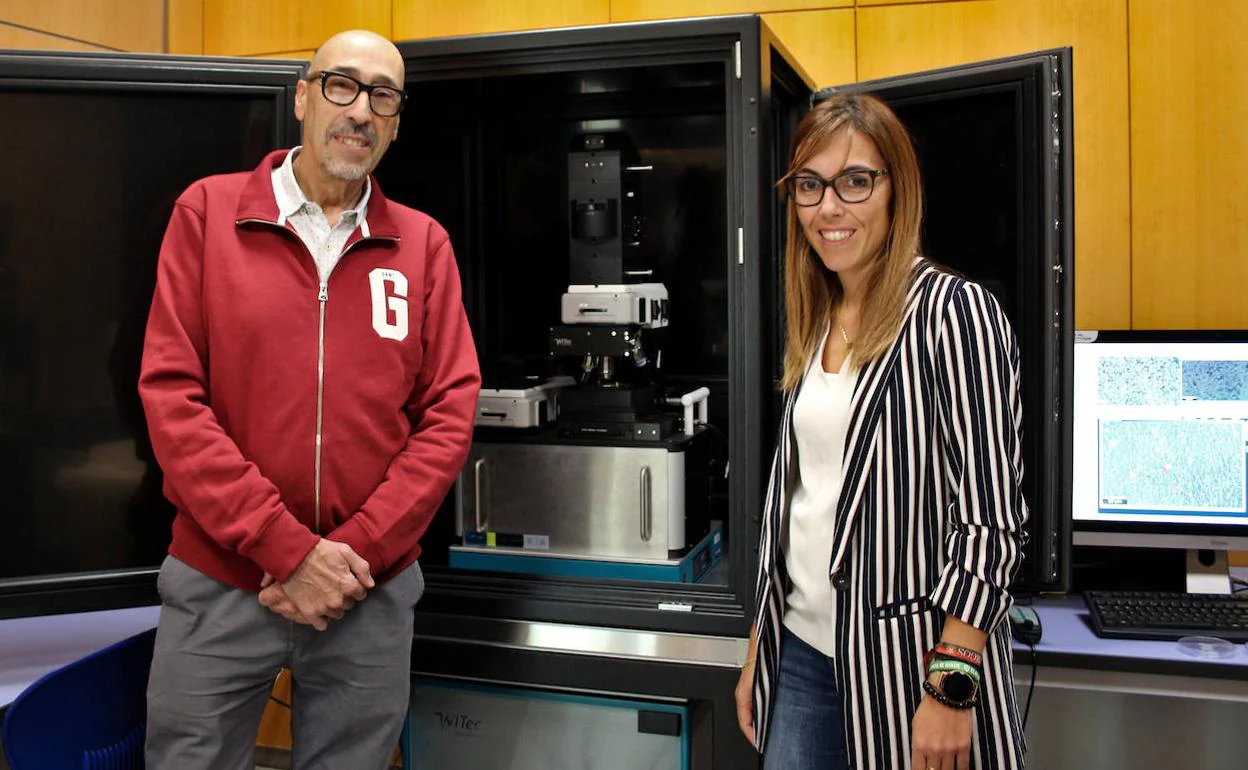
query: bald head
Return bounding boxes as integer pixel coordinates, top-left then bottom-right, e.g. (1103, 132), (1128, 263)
(310, 30), (405, 85)
(293, 29), (406, 194)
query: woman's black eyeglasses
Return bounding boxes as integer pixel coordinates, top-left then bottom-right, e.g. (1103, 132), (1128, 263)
(785, 168), (889, 206)
(305, 70), (408, 117)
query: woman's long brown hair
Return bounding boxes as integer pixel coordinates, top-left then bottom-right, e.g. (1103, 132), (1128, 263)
(778, 92), (924, 390)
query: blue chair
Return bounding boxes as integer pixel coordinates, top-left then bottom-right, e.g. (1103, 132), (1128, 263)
(3, 627), (156, 770)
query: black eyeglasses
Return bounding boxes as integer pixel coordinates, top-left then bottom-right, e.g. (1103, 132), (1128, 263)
(305, 70), (408, 117)
(785, 168), (889, 206)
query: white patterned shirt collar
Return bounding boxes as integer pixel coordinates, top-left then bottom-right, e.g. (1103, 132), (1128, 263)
(271, 146), (371, 234)
(270, 147), (373, 282)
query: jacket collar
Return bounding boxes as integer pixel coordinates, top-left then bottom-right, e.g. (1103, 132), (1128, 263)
(235, 149), (401, 240)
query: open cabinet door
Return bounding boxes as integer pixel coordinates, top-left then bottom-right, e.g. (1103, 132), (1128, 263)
(0, 50), (302, 619)
(811, 50), (1075, 593)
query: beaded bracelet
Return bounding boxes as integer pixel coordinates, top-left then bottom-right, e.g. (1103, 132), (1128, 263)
(922, 679), (977, 710)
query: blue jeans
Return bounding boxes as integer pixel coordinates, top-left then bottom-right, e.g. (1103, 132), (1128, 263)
(763, 626), (851, 770)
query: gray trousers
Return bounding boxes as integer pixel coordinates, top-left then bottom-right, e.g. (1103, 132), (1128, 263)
(145, 555), (424, 770)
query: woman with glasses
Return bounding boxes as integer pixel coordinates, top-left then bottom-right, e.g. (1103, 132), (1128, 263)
(735, 92), (1027, 770)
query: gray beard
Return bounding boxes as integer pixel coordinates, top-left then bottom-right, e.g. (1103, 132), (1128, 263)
(322, 121), (376, 181)
(324, 156), (369, 181)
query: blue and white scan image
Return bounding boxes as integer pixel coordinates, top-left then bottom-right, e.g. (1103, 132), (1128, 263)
(1181, 360), (1248, 401)
(1099, 419), (1244, 511)
(1098, 357), (1181, 406)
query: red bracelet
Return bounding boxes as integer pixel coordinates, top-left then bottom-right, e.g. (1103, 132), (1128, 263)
(931, 642), (983, 667)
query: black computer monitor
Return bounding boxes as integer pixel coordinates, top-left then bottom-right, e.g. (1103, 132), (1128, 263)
(1072, 330), (1248, 593)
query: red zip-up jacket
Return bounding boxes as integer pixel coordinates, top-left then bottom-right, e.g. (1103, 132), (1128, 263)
(139, 150), (480, 591)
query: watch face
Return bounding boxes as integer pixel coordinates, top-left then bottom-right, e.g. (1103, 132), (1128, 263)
(941, 670), (976, 703)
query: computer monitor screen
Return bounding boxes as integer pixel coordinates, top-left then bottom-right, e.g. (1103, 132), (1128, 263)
(1072, 330), (1248, 588)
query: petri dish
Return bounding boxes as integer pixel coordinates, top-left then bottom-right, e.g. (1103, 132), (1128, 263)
(1176, 636), (1237, 660)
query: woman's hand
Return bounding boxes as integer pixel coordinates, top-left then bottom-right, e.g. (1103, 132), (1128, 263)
(915, 617), (986, 768)
(736, 626), (759, 746)
(910, 692), (973, 770)
(735, 655), (756, 745)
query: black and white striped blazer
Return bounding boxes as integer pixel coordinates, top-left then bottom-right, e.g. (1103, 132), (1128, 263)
(751, 260), (1028, 769)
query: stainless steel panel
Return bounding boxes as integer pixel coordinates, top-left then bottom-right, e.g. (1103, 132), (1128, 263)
(413, 613), (748, 669)
(1015, 664), (1248, 769)
(458, 442), (681, 559)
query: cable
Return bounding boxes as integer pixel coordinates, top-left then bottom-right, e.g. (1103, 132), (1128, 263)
(1021, 644), (1037, 731)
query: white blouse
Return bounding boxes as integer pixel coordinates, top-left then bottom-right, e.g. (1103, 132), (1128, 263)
(781, 326), (858, 657)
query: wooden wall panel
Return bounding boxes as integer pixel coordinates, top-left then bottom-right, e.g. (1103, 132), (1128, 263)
(612, 0), (845, 23)
(762, 9), (855, 89)
(0, 22), (108, 52)
(1129, 0), (1248, 329)
(857, 0), (1131, 331)
(202, 0), (390, 56)
(0, 0), (164, 52)
(253, 49), (316, 62)
(393, 0), (609, 40)
(167, 0), (203, 55)
(856, 0), (956, 6)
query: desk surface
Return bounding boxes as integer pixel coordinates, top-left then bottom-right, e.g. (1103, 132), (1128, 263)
(0, 605), (159, 706)
(1014, 595), (1248, 681)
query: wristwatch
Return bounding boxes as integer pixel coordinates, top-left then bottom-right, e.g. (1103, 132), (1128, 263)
(930, 668), (979, 707)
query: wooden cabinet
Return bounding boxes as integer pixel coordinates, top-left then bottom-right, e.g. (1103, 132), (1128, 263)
(1128, 0), (1248, 328)
(855, 0), (1131, 331)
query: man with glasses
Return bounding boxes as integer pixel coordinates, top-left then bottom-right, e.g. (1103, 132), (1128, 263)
(140, 29), (480, 769)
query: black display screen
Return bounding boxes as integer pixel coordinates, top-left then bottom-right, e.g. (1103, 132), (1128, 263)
(0, 86), (279, 582)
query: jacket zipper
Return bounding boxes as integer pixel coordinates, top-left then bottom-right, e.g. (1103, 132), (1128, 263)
(238, 217), (397, 535)
(309, 236), (398, 535)
(314, 280), (328, 534)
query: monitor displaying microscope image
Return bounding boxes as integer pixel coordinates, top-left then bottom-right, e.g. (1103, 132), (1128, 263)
(1072, 332), (1248, 561)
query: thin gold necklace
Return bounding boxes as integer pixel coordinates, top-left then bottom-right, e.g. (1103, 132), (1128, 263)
(839, 320), (852, 349)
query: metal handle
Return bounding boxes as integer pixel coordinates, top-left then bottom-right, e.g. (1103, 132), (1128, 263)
(473, 458), (487, 532)
(640, 466), (652, 542)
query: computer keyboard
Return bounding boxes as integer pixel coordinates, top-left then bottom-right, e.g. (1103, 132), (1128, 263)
(1084, 590), (1248, 641)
